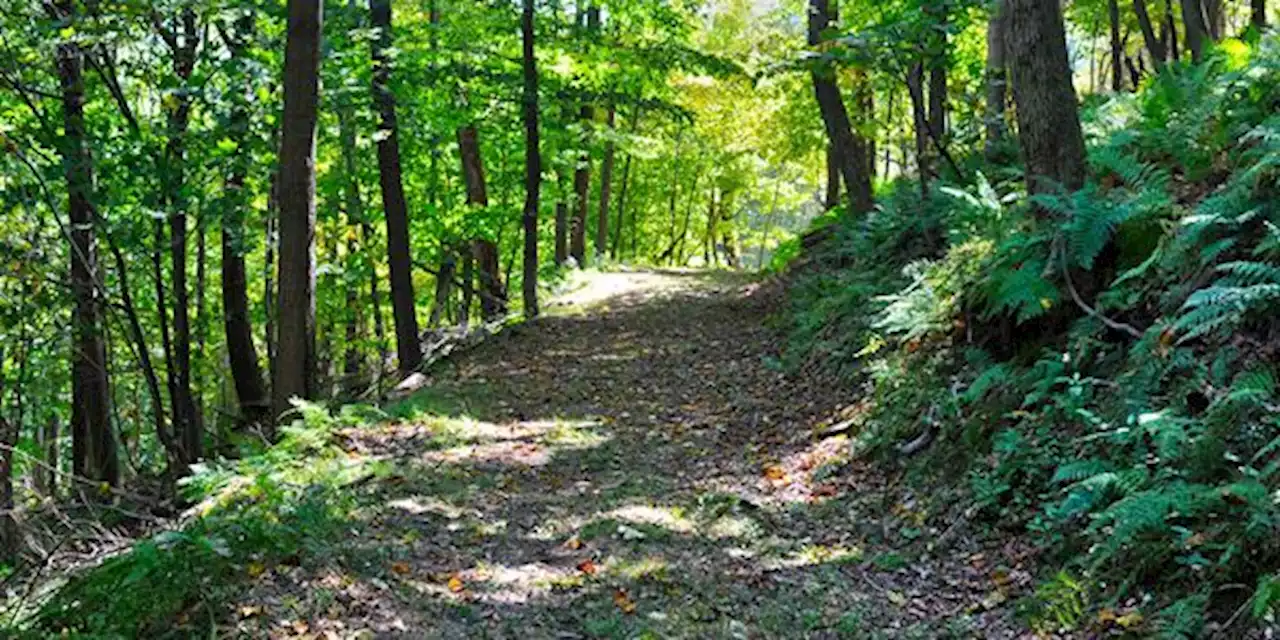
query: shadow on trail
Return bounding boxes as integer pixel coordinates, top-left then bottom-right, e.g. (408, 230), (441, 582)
(227, 272), (1020, 639)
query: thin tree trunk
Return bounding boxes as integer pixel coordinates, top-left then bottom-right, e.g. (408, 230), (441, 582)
(554, 202), (568, 265)
(1253, 0), (1266, 28)
(370, 0), (421, 376)
(1134, 0), (1166, 68)
(55, 0), (118, 484)
(221, 11), (268, 428)
(457, 125), (506, 320)
(809, 0), (873, 214)
(160, 7), (201, 462)
(1166, 1), (1180, 61)
(926, 1), (948, 152)
(907, 63), (930, 196)
(985, 0), (1008, 160)
(521, 0), (541, 318)
(824, 147), (839, 210)
(611, 155), (632, 257)
(570, 105), (592, 265)
(596, 106), (615, 260)
(429, 252), (455, 327)
(273, 0), (323, 426)
(1109, 0), (1124, 90)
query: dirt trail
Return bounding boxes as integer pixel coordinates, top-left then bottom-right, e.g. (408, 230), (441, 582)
(232, 271), (1027, 639)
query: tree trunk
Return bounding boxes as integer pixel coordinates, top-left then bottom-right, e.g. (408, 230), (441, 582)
(521, 0), (541, 318)
(222, 10), (268, 428)
(1007, 0), (1088, 197)
(824, 147), (839, 209)
(1253, 0), (1266, 28)
(570, 105), (592, 265)
(554, 202), (568, 265)
(1166, 1), (1180, 61)
(1203, 0), (1224, 39)
(456, 125), (507, 320)
(596, 106), (615, 260)
(611, 154), (632, 257)
(906, 63), (930, 195)
(160, 8), (201, 463)
(985, 0), (1008, 160)
(370, 0), (421, 376)
(273, 0), (322, 426)
(1109, 0), (1124, 91)
(926, 1), (948, 150)
(429, 252), (455, 327)
(1134, 0), (1167, 68)
(1180, 0), (1207, 62)
(808, 0), (873, 214)
(55, 0), (118, 485)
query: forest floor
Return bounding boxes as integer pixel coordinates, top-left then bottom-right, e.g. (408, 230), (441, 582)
(227, 270), (1035, 639)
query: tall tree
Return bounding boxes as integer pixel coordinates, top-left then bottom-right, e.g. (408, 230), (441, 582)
(985, 0), (1008, 159)
(457, 125), (506, 320)
(273, 0), (323, 424)
(1181, 0), (1207, 62)
(570, 104), (592, 264)
(156, 7), (202, 462)
(54, 0), (118, 484)
(1006, 0), (1087, 196)
(1134, 0), (1166, 69)
(221, 9), (268, 428)
(596, 106), (615, 259)
(369, 0), (421, 375)
(808, 0), (873, 214)
(1109, 0), (1124, 91)
(1253, 0), (1267, 28)
(521, 0), (541, 318)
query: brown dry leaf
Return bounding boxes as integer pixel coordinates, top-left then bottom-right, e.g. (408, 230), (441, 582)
(390, 561), (411, 575)
(291, 619), (310, 634)
(448, 574), (465, 593)
(763, 465), (787, 481)
(613, 588), (637, 614)
(564, 536), (583, 550)
(577, 559), (597, 575)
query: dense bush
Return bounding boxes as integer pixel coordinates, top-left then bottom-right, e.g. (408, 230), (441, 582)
(784, 38), (1280, 636)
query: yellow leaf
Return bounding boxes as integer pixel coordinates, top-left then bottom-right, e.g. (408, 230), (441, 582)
(448, 575), (465, 593)
(613, 588), (637, 614)
(247, 562), (266, 578)
(238, 605), (262, 619)
(763, 465), (787, 481)
(564, 536), (583, 550)
(1116, 612), (1144, 628)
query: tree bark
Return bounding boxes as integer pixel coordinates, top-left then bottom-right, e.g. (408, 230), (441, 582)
(55, 0), (118, 484)
(521, 0), (541, 318)
(456, 125), (507, 320)
(596, 106), (615, 260)
(159, 7), (201, 462)
(906, 63), (930, 195)
(1109, 0), (1124, 91)
(926, 1), (948, 149)
(985, 0), (1008, 160)
(824, 147), (839, 209)
(1180, 0), (1208, 62)
(273, 0), (322, 425)
(1253, 0), (1266, 28)
(221, 10), (268, 429)
(1006, 0), (1088, 197)
(808, 0), (873, 214)
(370, 0), (421, 376)
(554, 202), (568, 265)
(1133, 0), (1167, 68)
(570, 105), (592, 265)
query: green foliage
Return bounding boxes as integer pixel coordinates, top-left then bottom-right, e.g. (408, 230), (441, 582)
(23, 403), (377, 637)
(782, 34), (1280, 636)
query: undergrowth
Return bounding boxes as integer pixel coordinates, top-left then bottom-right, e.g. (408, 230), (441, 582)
(784, 36), (1280, 637)
(10, 402), (387, 638)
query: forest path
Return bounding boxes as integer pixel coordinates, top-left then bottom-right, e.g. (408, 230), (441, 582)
(232, 270), (1023, 639)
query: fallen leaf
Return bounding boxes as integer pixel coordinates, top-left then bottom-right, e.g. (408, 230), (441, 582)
(887, 590), (907, 606)
(564, 536), (583, 550)
(577, 559), (597, 575)
(613, 588), (637, 614)
(390, 561), (411, 575)
(448, 574), (465, 593)
(247, 562), (266, 578)
(763, 465), (787, 481)
(1116, 611), (1144, 628)
(291, 619), (309, 634)
(238, 605), (262, 619)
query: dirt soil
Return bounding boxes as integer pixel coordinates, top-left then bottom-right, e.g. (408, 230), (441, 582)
(230, 270), (1035, 639)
